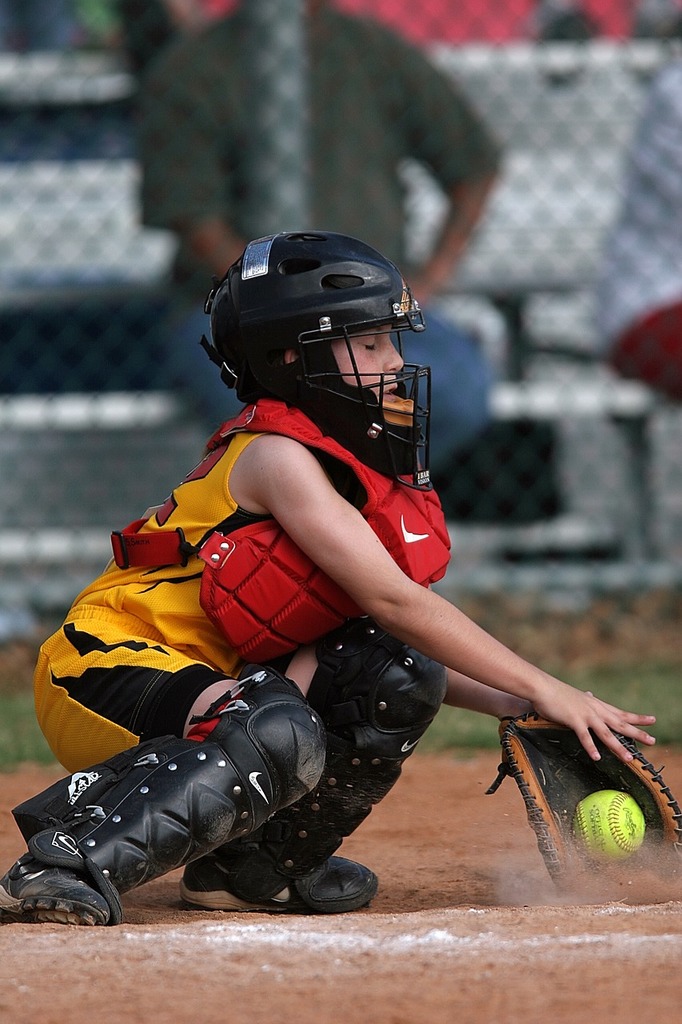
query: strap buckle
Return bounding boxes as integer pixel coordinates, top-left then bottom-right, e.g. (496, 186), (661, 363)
(111, 521), (196, 569)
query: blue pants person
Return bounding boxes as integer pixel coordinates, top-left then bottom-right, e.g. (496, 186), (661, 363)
(0, 0), (77, 51)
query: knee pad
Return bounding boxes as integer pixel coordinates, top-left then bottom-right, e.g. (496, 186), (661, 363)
(11, 666), (326, 918)
(223, 622), (446, 880)
(208, 663), (327, 809)
(307, 618), (447, 760)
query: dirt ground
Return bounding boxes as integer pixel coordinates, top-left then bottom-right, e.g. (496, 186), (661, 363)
(1, 750), (682, 1024)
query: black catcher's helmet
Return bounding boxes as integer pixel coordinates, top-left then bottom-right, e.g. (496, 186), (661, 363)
(202, 231), (431, 487)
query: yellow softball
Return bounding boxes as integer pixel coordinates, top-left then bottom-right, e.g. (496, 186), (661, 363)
(572, 790), (646, 861)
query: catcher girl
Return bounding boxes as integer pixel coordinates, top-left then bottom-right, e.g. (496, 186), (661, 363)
(0, 231), (657, 925)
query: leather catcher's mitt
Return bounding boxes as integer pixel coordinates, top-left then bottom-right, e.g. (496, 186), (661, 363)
(487, 712), (682, 883)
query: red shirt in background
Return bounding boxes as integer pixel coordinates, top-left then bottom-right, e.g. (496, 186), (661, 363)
(197, 1), (633, 43)
(334, 0), (631, 43)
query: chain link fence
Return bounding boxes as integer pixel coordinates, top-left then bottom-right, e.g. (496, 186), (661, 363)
(1, 0), (681, 639)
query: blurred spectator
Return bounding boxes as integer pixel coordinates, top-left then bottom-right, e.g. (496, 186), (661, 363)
(114, 0), (218, 74)
(72, 0), (120, 50)
(0, 0), (78, 51)
(632, 0), (682, 38)
(595, 56), (682, 401)
(137, 0), (502, 473)
(532, 0), (598, 40)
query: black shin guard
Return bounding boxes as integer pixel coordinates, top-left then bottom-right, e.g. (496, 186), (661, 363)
(209, 619), (447, 901)
(11, 666), (325, 923)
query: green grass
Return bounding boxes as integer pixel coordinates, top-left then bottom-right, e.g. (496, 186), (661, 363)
(0, 663), (680, 770)
(420, 662), (682, 753)
(0, 693), (55, 770)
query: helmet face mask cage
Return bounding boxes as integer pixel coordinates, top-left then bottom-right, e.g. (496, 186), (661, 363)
(203, 231), (433, 488)
(297, 322), (432, 488)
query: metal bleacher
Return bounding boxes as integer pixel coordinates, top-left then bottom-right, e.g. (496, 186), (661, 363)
(1, 42), (681, 612)
(412, 41), (665, 305)
(408, 41), (679, 583)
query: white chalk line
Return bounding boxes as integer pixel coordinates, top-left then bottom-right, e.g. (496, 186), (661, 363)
(123, 926), (682, 959)
(114, 905), (682, 963)
(8, 905), (682, 967)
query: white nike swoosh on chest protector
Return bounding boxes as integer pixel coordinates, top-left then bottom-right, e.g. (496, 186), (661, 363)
(400, 514), (429, 544)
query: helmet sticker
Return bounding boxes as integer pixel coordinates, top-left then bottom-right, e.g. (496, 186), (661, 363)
(242, 236), (275, 279)
(396, 282), (413, 314)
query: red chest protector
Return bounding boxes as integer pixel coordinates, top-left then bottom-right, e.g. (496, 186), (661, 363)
(112, 400), (451, 661)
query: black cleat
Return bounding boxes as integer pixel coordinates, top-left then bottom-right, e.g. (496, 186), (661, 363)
(180, 854), (378, 914)
(0, 854), (110, 926)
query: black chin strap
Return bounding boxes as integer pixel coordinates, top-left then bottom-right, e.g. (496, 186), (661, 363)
(200, 334), (238, 388)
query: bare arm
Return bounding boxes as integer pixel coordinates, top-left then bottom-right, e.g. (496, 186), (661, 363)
(231, 436), (655, 762)
(409, 173), (497, 303)
(160, 0), (209, 32)
(176, 215), (247, 279)
(444, 669), (532, 720)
